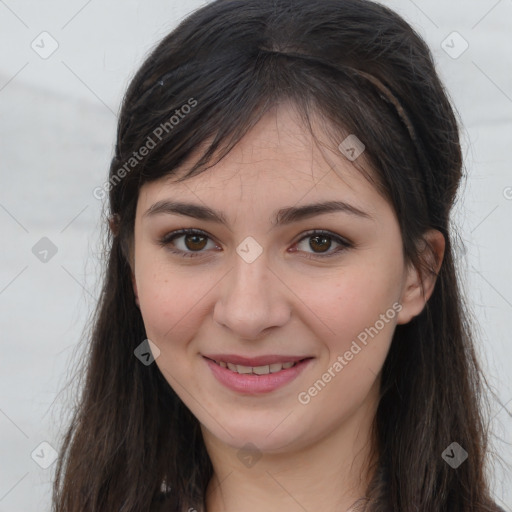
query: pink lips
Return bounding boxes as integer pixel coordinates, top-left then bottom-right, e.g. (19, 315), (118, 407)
(203, 354), (313, 395)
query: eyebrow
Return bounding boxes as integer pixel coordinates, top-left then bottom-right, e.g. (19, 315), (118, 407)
(142, 199), (374, 226)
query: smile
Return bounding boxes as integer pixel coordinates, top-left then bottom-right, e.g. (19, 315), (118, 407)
(203, 356), (313, 394)
(211, 359), (298, 375)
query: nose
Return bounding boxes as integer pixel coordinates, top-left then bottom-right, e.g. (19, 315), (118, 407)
(212, 251), (291, 340)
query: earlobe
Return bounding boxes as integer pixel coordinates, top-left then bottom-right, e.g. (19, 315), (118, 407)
(396, 229), (445, 325)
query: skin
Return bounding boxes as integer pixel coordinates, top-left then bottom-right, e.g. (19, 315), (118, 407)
(129, 102), (445, 512)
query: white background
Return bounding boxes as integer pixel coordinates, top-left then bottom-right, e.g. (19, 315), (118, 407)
(0, 0), (511, 510)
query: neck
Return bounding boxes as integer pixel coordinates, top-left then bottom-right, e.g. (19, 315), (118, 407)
(201, 390), (379, 512)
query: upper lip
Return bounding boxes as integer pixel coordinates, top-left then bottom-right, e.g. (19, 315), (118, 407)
(203, 354), (312, 366)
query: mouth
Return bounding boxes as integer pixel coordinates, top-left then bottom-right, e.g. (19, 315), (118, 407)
(206, 358), (305, 375)
(202, 355), (314, 394)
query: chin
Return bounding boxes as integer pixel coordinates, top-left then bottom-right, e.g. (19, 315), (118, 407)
(201, 413), (308, 454)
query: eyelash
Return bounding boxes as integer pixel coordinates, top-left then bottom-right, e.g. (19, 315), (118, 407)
(158, 228), (352, 260)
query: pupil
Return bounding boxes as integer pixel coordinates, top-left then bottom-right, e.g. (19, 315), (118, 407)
(310, 235), (330, 253)
(186, 234), (207, 251)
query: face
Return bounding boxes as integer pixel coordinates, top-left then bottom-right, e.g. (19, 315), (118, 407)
(131, 103), (420, 454)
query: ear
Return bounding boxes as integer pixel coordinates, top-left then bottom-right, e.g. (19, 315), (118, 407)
(396, 229), (445, 325)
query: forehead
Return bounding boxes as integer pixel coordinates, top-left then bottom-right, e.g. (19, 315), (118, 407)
(137, 103), (386, 218)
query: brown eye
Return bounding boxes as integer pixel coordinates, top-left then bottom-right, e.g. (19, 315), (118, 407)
(295, 230), (352, 259)
(184, 233), (208, 251)
(159, 228), (219, 258)
(308, 235), (332, 253)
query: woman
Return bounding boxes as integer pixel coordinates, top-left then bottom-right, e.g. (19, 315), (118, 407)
(52, 0), (506, 510)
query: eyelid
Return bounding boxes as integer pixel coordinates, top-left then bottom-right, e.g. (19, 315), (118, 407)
(293, 229), (352, 259)
(158, 228), (221, 256)
(158, 228), (353, 259)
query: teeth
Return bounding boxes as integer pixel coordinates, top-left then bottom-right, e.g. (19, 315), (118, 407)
(236, 364), (253, 374)
(215, 360), (298, 375)
(253, 365), (270, 375)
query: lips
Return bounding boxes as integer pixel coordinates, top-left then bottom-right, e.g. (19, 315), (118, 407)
(209, 359), (298, 375)
(203, 354), (309, 366)
(203, 354), (313, 394)
(203, 354), (311, 375)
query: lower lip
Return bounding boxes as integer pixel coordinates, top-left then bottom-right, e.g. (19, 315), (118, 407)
(204, 357), (312, 395)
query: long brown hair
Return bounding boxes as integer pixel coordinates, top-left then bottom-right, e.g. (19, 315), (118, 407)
(52, 1), (503, 510)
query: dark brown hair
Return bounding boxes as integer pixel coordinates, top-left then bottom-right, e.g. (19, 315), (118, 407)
(52, 0), (503, 510)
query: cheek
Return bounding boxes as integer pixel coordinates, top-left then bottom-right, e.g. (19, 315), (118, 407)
(136, 270), (206, 389)
(137, 273), (198, 344)
(302, 263), (401, 345)
(134, 252), (218, 358)
(296, 264), (401, 405)
(294, 285), (398, 439)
